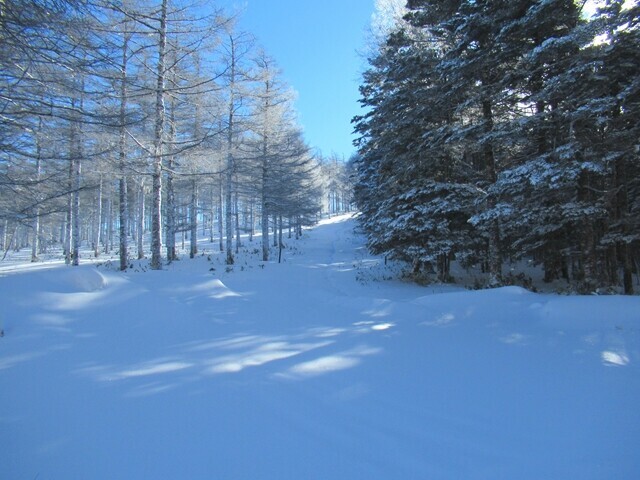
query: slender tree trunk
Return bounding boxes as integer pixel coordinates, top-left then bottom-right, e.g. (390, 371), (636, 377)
(100, 182), (107, 254)
(31, 211), (40, 262)
(59, 220), (65, 251)
(65, 146), (73, 265)
(103, 188), (110, 254)
(31, 126), (42, 262)
(189, 54), (202, 260)
(93, 176), (103, 257)
(190, 180), (198, 258)
(235, 190), (241, 253)
(218, 179), (224, 252)
(482, 98), (502, 285)
(614, 154), (634, 294)
(277, 214), (283, 263)
(261, 202), (269, 262)
(118, 176), (128, 269)
(209, 188), (215, 242)
(577, 169), (597, 291)
(580, 225), (597, 291)
(165, 59), (178, 263)
(2, 224), (16, 259)
(137, 180), (145, 259)
(69, 76), (86, 267)
(622, 244), (634, 295)
(261, 131), (269, 261)
(165, 157), (176, 262)
(72, 145), (81, 266)
(225, 167), (234, 265)
(224, 34), (238, 265)
(248, 199), (254, 242)
(1, 219), (7, 251)
(107, 193), (114, 254)
(150, 0), (168, 270)
(118, 28), (130, 271)
(273, 216), (278, 247)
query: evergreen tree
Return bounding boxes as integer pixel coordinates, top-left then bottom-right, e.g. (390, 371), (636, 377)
(355, 0), (639, 292)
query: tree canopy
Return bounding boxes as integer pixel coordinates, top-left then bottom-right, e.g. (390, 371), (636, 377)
(353, 0), (640, 293)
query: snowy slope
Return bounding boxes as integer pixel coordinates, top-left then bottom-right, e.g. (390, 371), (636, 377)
(1, 215), (639, 479)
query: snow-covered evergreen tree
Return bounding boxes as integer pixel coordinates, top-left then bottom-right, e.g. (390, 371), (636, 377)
(354, 0), (639, 292)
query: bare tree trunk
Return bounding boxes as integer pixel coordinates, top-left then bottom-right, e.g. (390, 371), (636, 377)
(93, 176), (103, 257)
(103, 185), (111, 254)
(248, 198), (254, 242)
(165, 57), (178, 263)
(218, 178), (224, 252)
(277, 214), (283, 263)
(482, 98), (502, 285)
(580, 225), (597, 290)
(261, 203), (269, 261)
(189, 54), (202, 260)
(71, 78), (86, 267)
(150, 162), (163, 267)
(118, 175), (128, 269)
(31, 209), (40, 262)
(235, 190), (241, 253)
(165, 158), (176, 262)
(261, 134), (269, 261)
(65, 145), (73, 265)
(622, 244), (634, 295)
(190, 180), (198, 258)
(578, 169), (598, 291)
(118, 27), (130, 271)
(137, 180), (145, 259)
(31, 124), (42, 262)
(209, 187), (215, 242)
(273, 216), (278, 247)
(1, 219), (7, 251)
(150, 0), (168, 270)
(224, 33), (238, 265)
(225, 166), (234, 265)
(72, 144), (81, 266)
(612, 151), (634, 294)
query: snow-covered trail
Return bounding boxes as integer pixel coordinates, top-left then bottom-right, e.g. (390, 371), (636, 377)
(1, 215), (639, 479)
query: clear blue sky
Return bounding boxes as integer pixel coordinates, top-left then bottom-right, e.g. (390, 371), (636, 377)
(218, 0), (376, 160)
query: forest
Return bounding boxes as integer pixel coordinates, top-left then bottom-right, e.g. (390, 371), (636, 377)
(0, 0), (353, 271)
(1, 3), (639, 477)
(353, 0), (639, 294)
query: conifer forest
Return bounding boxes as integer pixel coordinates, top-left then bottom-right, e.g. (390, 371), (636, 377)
(353, 0), (639, 293)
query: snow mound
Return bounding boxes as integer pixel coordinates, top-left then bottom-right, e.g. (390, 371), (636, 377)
(537, 295), (640, 330)
(30, 267), (108, 294)
(58, 268), (108, 293)
(172, 278), (242, 300)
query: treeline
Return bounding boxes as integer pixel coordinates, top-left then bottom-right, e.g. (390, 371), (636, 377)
(0, 0), (347, 270)
(353, 0), (639, 293)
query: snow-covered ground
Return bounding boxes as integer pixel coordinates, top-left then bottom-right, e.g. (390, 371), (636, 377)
(1, 215), (639, 479)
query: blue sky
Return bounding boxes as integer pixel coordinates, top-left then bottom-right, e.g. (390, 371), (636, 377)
(218, 0), (376, 160)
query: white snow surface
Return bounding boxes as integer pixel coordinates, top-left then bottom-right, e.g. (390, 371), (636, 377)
(1, 215), (639, 479)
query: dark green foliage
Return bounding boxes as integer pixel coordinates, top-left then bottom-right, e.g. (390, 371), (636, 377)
(353, 0), (640, 293)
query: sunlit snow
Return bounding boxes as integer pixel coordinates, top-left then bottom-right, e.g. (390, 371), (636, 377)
(1, 214), (639, 479)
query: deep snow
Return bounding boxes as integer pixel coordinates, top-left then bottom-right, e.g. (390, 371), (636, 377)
(1, 215), (639, 479)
